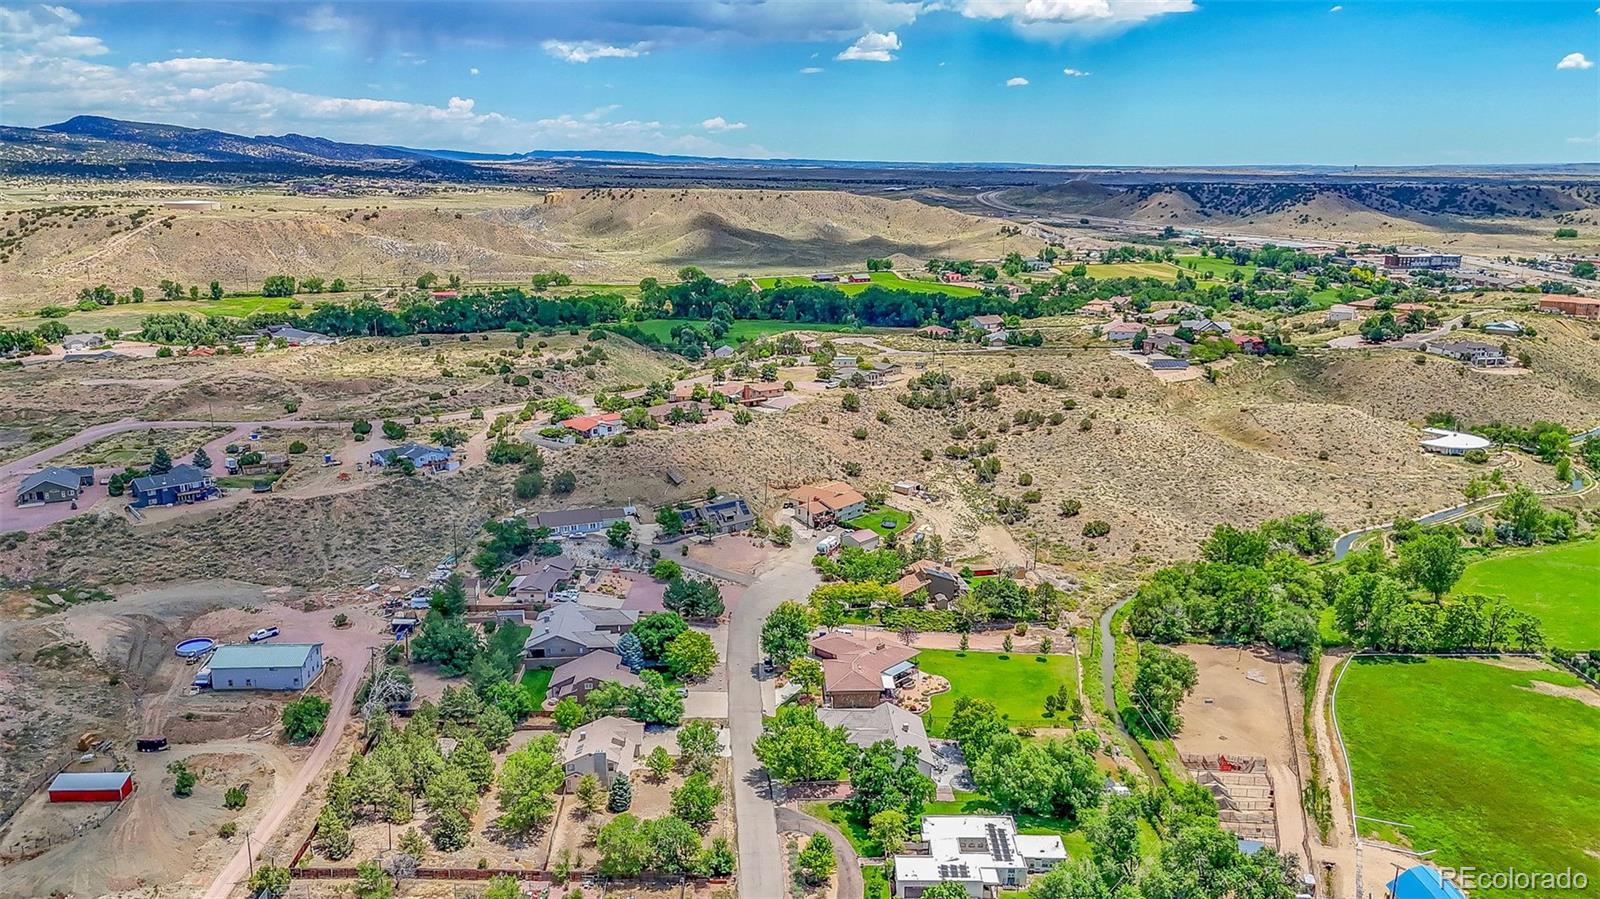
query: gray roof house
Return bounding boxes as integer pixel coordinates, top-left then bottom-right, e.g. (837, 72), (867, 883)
(1425, 339), (1509, 367)
(256, 324), (336, 346)
(563, 715), (644, 788)
(62, 333), (105, 352)
(529, 506), (633, 535)
(368, 443), (453, 471)
(675, 494), (756, 534)
(130, 464), (218, 508)
(1142, 333), (1191, 357)
(818, 703), (934, 776)
(522, 603), (639, 666)
(1180, 318), (1232, 334)
(546, 650), (642, 706)
(16, 466), (93, 506)
(507, 555), (578, 602)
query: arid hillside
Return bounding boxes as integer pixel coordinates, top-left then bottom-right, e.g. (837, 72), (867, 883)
(0, 185), (1037, 310)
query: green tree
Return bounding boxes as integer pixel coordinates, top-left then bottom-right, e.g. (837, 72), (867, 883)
(351, 861), (393, 899)
(754, 705), (855, 783)
(1397, 531), (1465, 600)
(787, 656), (825, 697)
(670, 770), (723, 827)
(646, 745), (674, 781)
(410, 615), (480, 676)
(760, 601), (815, 670)
(208, 280), (223, 300)
(677, 719), (721, 775)
(430, 572), (468, 616)
(596, 814), (649, 876)
(1132, 644), (1199, 737)
(1496, 485), (1546, 544)
(664, 629), (718, 681)
(261, 274), (296, 297)
(448, 735), (495, 793)
(607, 772), (634, 812)
(191, 446), (212, 470)
(168, 760), (196, 796)
(663, 576), (724, 619)
(655, 504), (685, 535)
(796, 832), (836, 884)
(247, 864), (291, 897)
(552, 696), (584, 731)
(282, 694), (331, 741)
(918, 884), (974, 899)
(482, 875), (522, 899)
(495, 735), (563, 835)
(849, 741), (934, 822)
(149, 446), (173, 475)
(576, 774), (603, 813)
(646, 815), (702, 872)
(868, 808), (909, 856)
(607, 519), (632, 549)
(632, 612), (688, 660)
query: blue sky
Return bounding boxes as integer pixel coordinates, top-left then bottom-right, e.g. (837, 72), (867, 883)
(3, 1), (1597, 164)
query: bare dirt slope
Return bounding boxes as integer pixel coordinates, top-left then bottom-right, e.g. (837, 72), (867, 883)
(0, 185), (1037, 309)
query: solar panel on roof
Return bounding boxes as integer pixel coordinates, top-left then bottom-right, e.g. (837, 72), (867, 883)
(987, 823), (1014, 862)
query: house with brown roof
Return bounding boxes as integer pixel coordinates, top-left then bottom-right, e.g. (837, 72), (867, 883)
(546, 650), (642, 706)
(560, 412), (627, 439)
(969, 314), (1005, 332)
(647, 400), (706, 424)
(918, 325), (954, 338)
(1102, 321), (1143, 342)
(810, 632), (920, 709)
(1079, 299), (1117, 316)
(507, 555), (578, 603)
(1227, 333), (1268, 355)
(893, 559), (967, 609)
(787, 481), (868, 529)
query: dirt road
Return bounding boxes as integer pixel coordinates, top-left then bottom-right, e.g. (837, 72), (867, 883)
(0, 416), (347, 482)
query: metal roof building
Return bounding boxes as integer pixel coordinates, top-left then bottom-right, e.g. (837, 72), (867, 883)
(205, 642), (325, 691)
(49, 771), (134, 802)
(1387, 865), (1467, 899)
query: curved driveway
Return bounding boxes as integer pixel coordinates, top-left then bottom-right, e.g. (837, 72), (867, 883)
(776, 805), (863, 899)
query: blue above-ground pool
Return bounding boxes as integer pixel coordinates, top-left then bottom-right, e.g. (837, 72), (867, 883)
(174, 637), (216, 658)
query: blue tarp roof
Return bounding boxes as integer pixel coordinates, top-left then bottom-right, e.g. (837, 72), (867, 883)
(1388, 866), (1467, 899)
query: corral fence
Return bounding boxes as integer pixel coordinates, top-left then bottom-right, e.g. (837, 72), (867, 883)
(292, 866), (731, 888)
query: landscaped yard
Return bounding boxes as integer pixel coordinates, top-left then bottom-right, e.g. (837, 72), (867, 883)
(1454, 538), (1599, 649)
(752, 271), (984, 298)
(1336, 656), (1600, 896)
(518, 666), (552, 706)
(916, 649), (1077, 736)
(842, 505), (913, 536)
(1173, 255), (1259, 280)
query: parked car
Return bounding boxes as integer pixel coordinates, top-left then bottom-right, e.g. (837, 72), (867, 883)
(248, 626), (280, 643)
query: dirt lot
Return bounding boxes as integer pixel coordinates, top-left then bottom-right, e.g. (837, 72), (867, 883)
(543, 758), (736, 874)
(1172, 645), (1308, 863)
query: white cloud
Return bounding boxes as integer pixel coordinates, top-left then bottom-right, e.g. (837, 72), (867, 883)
(540, 39), (650, 63)
(1005, 76), (1029, 87)
(132, 57), (286, 82)
(836, 30), (901, 62)
(800, 66), (824, 74)
(469, 67), (480, 76)
(1568, 132), (1600, 144)
(0, 5), (106, 56)
(1556, 52), (1594, 70)
(1061, 67), (1091, 77)
(1329, 5), (1343, 11)
(954, 0), (1196, 39)
(297, 5), (350, 33)
(701, 116), (747, 132)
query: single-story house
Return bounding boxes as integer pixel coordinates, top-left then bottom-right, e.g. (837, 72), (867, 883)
(942, 271), (969, 284)
(1227, 333), (1268, 355)
(1180, 318), (1232, 335)
(546, 650), (641, 705)
(15, 465), (93, 506)
(1080, 299), (1118, 316)
(810, 632), (919, 709)
(203, 642), (324, 691)
(893, 815), (1067, 899)
(530, 506), (633, 536)
(1141, 333), (1190, 357)
(523, 603), (639, 666)
(720, 383), (785, 405)
(1424, 339), (1508, 367)
(787, 481), (867, 529)
(810, 272), (840, 282)
(368, 443), (453, 471)
(843, 528), (881, 551)
(711, 345), (736, 359)
(919, 325), (954, 338)
(560, 412), (627, 439)
(1102, 321), (1143, 342)
(62, 333), (106, 352)
(969, 314), (1004, 332)
(1386, 865), (1466, 899)
(1419, 428), (1492, 456)
(1325, 304), (1359, 323)
(130, 464), (218, 508)
(676, 494), (756, 534)
(1537, 295), (1600, 320)
(647, 400), (706, 424)
(255, 324), (336, 346)
(507, 555), (579, 602)
(817, 703), (934, 776)
(562, 715), (643, 789)
(48, 771), (134, 803)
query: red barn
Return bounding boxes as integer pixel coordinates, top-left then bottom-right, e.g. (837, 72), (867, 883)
(48, 771), (133, 803)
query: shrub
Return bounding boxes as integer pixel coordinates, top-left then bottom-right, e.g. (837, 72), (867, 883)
(287, 440), (308, 454)
(1081, 520), (1111, 538)
(224, 785), (248, 809)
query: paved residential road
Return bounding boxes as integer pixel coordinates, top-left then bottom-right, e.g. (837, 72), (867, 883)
(0, 415), (347, 482)
(776, 806), (863, 899)
(728, 542), (821, 899)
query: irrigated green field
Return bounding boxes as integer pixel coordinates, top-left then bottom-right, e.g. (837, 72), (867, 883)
(1080, 262), (1185, 282)
(917, 649), (1077, 736)
(1456, 538), (1600, 649)
(1337, 656), (1600, 897)
(753, 271), (983, 297)
(1, 293), (350, 332)
(1173, 255), (1259, 280)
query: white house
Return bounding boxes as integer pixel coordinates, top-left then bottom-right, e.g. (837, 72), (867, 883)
(1419, 428), (1492, 456)
(894, 815), (1067, 898)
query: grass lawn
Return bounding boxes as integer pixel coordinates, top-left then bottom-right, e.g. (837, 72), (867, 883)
(923, 791), (1161, 861)
(2, 293), (350, 331)
(518, 658), (551, 705)
(1336, 656), (1600, 896)
(1080, 262), (1185, 282)
(916, 649), (1077, 736)
(863, 864), (891, 899)
(842, 505), (913, 537)
(1173, 255), (1260, 281)
(753, 271), (983, 298)
(803, 801), (878, 856)
(1455, 538), (1600, 649)
(216, 473), (280, 490)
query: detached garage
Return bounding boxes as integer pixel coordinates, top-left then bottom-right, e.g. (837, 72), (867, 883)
(48, 771), (134, 803)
